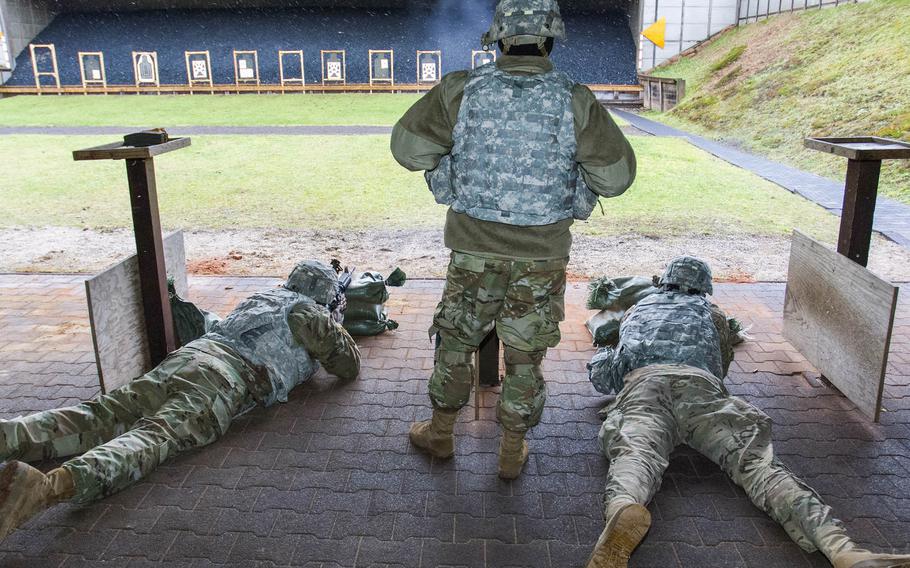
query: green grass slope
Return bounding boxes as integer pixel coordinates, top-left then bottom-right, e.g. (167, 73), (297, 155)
(650, 0), (910, 202)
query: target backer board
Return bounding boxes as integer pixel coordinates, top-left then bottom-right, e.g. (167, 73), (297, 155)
(86, 231), (188, 394)
(133, 51), (159, 87)
(369, 49), (394, 85)
(78, 51), (106, 89)
(321, 50), (346, 84)
(278, 50), (305, 86)
(29, 43), (60, 90)
(233, 50), (259, 85)
(472, 50), (496, 69)
(185, 50), (213, 90)
(416, 50), (441, 85)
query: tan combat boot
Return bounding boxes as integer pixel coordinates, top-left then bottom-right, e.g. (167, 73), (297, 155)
(0, 461), (75, 540)
(409, 409), (458, 458)
(831, 549), (910, 568)
(498, 428), (529, 480)
(585, 503), (652, 568)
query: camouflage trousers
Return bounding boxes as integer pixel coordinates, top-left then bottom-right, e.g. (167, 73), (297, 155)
(428, 251), (567, 432)
(0, 338), (257, 504)
(599, 364), (844, 554)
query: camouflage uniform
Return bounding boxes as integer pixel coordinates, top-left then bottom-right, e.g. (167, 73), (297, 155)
(429, 252), (567, 431)
(588, 262), (851, 556)
(0, 263), (360, 503)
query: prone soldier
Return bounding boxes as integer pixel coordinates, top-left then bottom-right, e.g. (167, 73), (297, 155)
(585, 256), (910, 568)
(0, 260), (360, 540)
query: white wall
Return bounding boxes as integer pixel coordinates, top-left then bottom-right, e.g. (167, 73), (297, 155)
(638, 0), (739, 71)
(0, 0), (56, 83)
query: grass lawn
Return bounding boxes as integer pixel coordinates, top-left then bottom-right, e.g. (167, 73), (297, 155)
(0, 94), (422, 127)
(648, 0), (910, 202)
(1, 134), (837, 239)
(0, 93), (629, 128)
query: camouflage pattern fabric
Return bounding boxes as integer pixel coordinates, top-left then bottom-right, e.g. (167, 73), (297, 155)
(208, 288), (320, 407)
(285, 260), (340, 306)
(599, 364), (844, 554)
(288, 302), (361, 381)
(588, 290), (732, 395)
(659, 255), (714, 295)
(446, 63), (595, 226)
(428, 251), (567, 431)
(0, 338), (259, 503)
(481, 0), (567, 46)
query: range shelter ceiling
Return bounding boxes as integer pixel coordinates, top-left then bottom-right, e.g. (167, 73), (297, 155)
(11, 0), (638, 86)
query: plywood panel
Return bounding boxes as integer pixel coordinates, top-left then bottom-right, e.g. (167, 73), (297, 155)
(86, 231), (187, 393)
(782, 230), (898, 421)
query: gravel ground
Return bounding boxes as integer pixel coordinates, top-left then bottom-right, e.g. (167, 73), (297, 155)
(4, 226), (910, 282)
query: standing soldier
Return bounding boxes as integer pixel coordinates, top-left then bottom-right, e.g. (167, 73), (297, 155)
(391, 0), (636, 479)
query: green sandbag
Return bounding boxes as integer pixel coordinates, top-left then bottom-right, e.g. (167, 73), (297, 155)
(585, 309), (624, 347)
(342, 268), (406, 337)
(344, 316), (399, 337)
(587, 276), (658, 311)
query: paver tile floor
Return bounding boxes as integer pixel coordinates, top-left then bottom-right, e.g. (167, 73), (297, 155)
(1, 274), (909, 567)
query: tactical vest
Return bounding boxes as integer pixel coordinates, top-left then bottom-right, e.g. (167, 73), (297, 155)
(209, 288), (319, 407)
(447, 63), (595, 226)
(615, 291), (724, 380)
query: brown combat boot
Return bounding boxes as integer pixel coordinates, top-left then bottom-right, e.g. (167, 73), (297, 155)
(409, 409), (457, 458)
(585, 503), (652, 568)
(0, 461), (75, 540)
(498, 428), (529, 480)
(831, 549), (910, 568)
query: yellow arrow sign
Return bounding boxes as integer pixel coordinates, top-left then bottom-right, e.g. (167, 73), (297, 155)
(642, 17), (666, 49)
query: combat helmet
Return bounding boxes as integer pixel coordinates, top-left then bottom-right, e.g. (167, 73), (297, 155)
(481, 0), (566, 49)
(659, 256), (713, 295)
(285, 260), (339, 305)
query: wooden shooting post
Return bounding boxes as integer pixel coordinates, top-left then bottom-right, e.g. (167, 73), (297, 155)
(73, 133), (192, 368)
(804, 136), (910, 266)
(782, 137), (910, 421)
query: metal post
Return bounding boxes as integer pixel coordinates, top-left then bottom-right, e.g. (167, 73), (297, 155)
(125, 158), (176, 364)
(837, 159), (882, 267)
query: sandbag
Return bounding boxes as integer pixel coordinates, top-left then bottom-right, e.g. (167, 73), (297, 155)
(343, 268), (406, 337)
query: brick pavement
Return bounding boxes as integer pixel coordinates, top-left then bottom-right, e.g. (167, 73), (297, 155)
(0, 274), (909, 567)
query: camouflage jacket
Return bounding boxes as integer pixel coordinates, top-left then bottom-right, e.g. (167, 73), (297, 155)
(390, 55), (636, 259)
(208, 288), (320, 407)
(429, 63), (595, 225)
(588, 289), (734, 395)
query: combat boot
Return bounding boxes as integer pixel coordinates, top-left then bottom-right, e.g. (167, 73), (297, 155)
(0, 461), (75, 540)
(831, 549), (910, 568)
(409, 409), (457, 458)
(585, 503), (651, 568)
(498, 428), (529, 480)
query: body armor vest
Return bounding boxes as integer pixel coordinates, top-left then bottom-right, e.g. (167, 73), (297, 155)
(209, 288), (318, 406)
(615, 291), (723, 380)
(447, 64), (595, 225)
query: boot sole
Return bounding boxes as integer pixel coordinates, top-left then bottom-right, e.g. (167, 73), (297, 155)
(850, 560), (910, 568)
(585, 503), (651, 568)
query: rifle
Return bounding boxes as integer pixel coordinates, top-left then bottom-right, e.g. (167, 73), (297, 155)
(329, 259), (355, 323)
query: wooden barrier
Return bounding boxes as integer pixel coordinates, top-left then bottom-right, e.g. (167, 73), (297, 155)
(638, 74), (685, 111)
